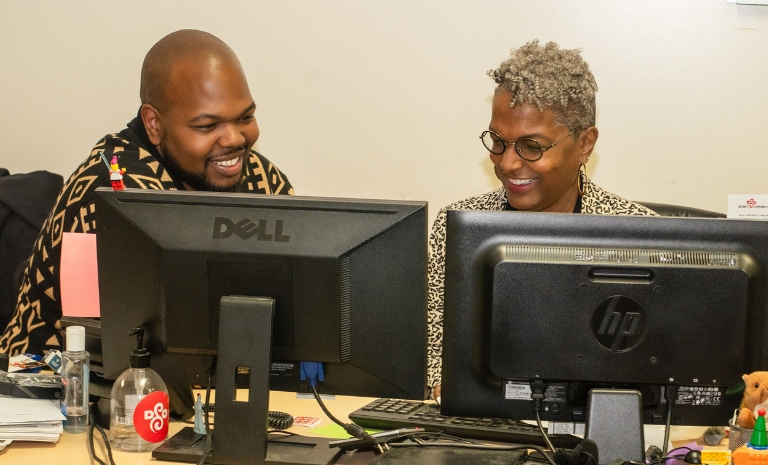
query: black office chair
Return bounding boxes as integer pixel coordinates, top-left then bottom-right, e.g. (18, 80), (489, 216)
(634, 201), (725, 219)
(0, 169), (63, 330)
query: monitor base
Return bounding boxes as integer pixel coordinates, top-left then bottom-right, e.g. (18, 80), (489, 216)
(153, 427), (341, 465)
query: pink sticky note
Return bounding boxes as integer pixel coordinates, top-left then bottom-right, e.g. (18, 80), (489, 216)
(60, 232), (100, 317)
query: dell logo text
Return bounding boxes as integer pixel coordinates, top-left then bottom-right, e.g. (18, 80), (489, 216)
(213, 217), (290, 242)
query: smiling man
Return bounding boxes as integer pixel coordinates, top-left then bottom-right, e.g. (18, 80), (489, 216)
(0, 30), (293, 355)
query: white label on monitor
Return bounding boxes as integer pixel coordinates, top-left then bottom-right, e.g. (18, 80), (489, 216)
(504, 380), (532, 400)
(549, 422), (585, 435)
(676, 386), (723, 406)
(728, 194), (768, 219)
(544, 384), (567, 402)
(502, 380), (567, 401)
(270, 362), (294, 372)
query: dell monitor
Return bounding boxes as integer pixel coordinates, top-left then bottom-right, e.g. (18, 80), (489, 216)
(441, 211), (768, 429)
(94, 189), (428, 463)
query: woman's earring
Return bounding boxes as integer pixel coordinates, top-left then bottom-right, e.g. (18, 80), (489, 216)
(577, 162), (588, 197)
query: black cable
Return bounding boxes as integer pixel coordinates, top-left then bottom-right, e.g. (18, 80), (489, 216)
(390, 441), (531, 451)
(187, 402), (292, 430)
(534, 410), (556, 453)
(310, 385), (373, 440)
(268, 410), (294, 430)
(310, 385), (344, 427)
(530, 381), (556, 453)
(88, 404), (116, 465)
(268, 430), (299, 437)
(405, 431), (480, 444)
(662, 385), (676, 455)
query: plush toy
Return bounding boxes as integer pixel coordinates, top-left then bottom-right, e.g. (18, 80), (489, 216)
(737, 372), (768, 429)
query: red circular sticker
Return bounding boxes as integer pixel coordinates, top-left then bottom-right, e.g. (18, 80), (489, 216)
(133, 391), (169, 443)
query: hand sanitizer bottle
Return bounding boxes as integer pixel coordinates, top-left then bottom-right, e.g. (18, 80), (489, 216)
(61, 325), (90, 433)
(109, 327), (170, 451)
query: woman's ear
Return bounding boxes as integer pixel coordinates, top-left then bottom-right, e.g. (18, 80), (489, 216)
(579, 126), (599, 164)
(140, 103), (163, 146)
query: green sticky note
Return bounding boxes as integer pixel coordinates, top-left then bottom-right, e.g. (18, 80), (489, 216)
(308, 424), (380, 439)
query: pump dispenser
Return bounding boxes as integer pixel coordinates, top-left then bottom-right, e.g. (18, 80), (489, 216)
(109, 327), (170, 452)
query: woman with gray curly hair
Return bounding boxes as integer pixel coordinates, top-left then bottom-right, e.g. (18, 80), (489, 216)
(428, 40), (656, 399)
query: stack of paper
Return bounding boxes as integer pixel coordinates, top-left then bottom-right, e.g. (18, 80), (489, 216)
(0, 395), (66, 446)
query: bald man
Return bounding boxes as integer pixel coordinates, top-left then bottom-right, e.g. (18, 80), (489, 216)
(0, 30), (293, 355)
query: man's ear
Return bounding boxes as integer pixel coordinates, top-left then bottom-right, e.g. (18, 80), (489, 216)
(579, 126), (599, 164)
(140, 103), (163, 146)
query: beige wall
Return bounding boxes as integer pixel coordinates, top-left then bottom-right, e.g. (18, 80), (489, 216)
(1, 1), (766, 226)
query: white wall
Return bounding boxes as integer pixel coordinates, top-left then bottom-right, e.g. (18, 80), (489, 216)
(1, 0), (767, 225)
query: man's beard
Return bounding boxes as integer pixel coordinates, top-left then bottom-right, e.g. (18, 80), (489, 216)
(159, 136), (247, 192)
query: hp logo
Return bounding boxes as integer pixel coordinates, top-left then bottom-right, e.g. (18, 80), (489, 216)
(590, 296), (646, 352)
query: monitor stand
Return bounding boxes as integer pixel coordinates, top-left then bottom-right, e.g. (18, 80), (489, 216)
(584, 389), (645, 465)
(152, 296), (341, 465)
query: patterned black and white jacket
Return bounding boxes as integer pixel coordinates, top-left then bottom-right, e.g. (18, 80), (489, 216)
(426, 181), (657, 390)
(0, 113), (293, 356)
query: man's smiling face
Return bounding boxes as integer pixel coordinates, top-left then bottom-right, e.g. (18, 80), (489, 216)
(145, 55), (259, 191)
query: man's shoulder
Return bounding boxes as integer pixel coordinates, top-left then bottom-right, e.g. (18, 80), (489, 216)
(85, 130), (178, 190)
(242, 150), (293, 195)
(89, 121), (146, 155)
(93, 127), (152, 162)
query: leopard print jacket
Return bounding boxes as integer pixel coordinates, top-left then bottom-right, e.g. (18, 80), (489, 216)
(0, 114), (293, 356)
(427, 180), (658, 390)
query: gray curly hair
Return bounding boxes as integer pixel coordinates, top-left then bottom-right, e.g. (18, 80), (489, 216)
(488, 40), (598, 134)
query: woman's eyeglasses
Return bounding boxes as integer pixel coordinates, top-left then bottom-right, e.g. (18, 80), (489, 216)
(480, 130), (572, 162)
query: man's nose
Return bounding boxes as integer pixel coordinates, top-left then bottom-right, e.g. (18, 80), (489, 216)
(221, 123), (246, 148)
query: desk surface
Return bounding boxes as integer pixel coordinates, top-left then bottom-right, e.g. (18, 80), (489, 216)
(0, 391), (729, 464)
(0, 391), (376, 465)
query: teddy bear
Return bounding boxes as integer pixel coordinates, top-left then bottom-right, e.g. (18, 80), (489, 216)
(737, 371), (768, 429)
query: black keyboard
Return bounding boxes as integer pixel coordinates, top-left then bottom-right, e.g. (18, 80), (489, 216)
(349, 398), (582, 449)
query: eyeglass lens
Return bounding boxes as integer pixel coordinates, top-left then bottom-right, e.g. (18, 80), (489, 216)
(481, 131), (543, 161)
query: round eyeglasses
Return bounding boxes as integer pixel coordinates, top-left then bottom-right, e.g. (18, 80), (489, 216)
(480, 130), (572, 162)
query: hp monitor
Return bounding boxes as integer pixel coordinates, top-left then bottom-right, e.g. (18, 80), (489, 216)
(441, 211), (768, 428)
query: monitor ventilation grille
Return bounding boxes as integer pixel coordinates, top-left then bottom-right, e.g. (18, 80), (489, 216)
(339, 257), (352, 362)
(503, 246), (738, 267)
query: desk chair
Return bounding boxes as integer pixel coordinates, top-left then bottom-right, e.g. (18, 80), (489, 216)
(634, 201), (726, 218)
(0, 169), (63, 330)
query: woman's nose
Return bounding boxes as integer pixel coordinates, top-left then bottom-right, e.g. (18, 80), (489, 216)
(497, 147), (525, 175)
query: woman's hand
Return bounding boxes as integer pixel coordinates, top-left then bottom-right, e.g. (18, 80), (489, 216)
(432, 384), (441, 403)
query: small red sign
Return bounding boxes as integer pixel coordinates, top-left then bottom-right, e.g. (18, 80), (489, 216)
(133, 391), (169, 443)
